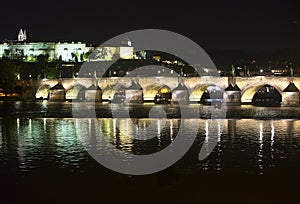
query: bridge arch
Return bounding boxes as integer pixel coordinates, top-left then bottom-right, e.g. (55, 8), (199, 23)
(36, 84), (51, 99)
(154, 85), (172, 103)
(143, 84), (172, 101)
(189, 84), (223, 103)
(102, 84), (126, 102)
(66, 84), (86, 101)
(241, 83), (282, 103)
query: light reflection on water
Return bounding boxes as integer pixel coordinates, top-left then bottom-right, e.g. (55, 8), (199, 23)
(0, 117), (300, 175)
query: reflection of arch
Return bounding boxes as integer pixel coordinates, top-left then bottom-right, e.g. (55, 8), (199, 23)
(154, 85), (172, 104)
(102, 84), (126, 102)
(36, 85), (51, 99)
(241, 84), (282, 103)
(189, 84), (223, 103)
(66, 84), (86, 101)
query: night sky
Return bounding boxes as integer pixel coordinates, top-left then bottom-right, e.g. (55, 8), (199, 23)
(1, 0), (300, 54)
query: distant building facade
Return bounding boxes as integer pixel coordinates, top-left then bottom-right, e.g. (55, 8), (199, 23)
(0, 29), (134, 62)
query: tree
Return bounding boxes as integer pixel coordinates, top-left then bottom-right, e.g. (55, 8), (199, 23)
(3, 49), (10, 58)
(43, 66), (58, 79)
(15, 61), (32, 80)
(0, 58), (18, 95)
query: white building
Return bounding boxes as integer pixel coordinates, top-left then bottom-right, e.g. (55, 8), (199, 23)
(0, 30), (134, 62)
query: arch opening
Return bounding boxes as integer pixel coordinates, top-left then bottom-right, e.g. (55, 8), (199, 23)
(143, 84), (168, 101)
(189, 84), (223, 105)
(252, 85), (282, 106)
(66, 84), (86, 101)
(102, 84), (121, 101)
(200, 86), (223, 105)
(154, 86), (172, 104)
(36, 85), (51, 100)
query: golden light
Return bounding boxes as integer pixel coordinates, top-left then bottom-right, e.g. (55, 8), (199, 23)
(160, 87), (170, 94)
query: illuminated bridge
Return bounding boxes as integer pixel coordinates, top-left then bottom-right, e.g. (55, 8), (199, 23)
(25, 76), (300, 106)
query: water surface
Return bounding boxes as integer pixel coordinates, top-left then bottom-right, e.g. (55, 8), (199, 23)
(1, 101), (300, 203)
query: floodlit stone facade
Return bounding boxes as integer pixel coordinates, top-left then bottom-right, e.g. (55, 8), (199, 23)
(0, 29), (134, 62)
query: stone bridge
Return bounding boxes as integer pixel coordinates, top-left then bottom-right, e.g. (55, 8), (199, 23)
(29, 76), (300, 106)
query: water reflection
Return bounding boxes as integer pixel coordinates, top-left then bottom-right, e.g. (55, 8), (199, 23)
(0, 119), (2, 149)
(0, 117), (300, 175)
(76, 118), (179, 155)
(258, 121), (264, 174)
(199, 120), (224, 171)
(270, 121), (275, 168)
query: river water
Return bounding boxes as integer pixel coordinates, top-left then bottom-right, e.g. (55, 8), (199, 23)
(1, 101), (300, 203)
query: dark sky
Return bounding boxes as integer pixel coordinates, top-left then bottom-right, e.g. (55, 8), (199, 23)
(1, 0), (300, 53)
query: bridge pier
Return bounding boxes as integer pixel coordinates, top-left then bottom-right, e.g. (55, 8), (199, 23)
(281, 82), (300, 106)
(125, 81), (143, 103)
(223, 84), (241, 105)
(49, 84), (66, 101)
(85, 85), (102, 102)
(172, 83), (189, 104)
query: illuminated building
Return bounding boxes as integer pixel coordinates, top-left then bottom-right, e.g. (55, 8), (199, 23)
(0, 30), (134, 62)
(18, 29), (27, 42)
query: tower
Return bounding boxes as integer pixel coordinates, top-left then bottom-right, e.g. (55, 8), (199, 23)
(23, 29), (27, 41)
(18, 29), (23, 41)
(17, 29), (27, 41)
